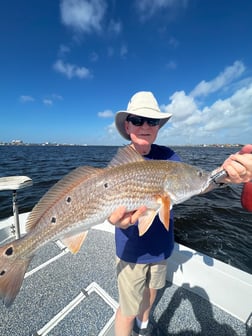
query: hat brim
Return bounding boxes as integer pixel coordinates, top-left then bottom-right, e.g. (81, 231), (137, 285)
(115, 110), (172, 141)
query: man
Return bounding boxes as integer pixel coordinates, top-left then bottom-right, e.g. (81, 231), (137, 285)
(108, 91), (252, 336)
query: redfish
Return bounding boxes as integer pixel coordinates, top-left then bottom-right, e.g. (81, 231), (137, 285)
(0, 146), (217, 306)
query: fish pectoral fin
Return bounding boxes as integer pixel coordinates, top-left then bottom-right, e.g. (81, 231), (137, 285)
(157, 195), (171, 231)
(138, 210), (158, 236)
(61, 231), (88, 254)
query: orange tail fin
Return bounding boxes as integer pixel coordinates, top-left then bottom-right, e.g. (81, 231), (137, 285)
(0, 244), (32, 307)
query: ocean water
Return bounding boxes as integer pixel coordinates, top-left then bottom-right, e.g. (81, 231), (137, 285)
(0, 145), (251, 274)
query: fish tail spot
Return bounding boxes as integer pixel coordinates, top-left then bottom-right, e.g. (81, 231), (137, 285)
(0, 245), (32, 306)
(5, 246), (13, 256)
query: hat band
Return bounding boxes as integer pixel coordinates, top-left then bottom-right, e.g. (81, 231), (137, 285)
(128, 106), (162, 114)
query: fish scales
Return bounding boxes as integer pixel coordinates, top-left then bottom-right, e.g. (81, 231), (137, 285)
(10, 162), (164, 256)
(0, 145), (216, 306)
(95, 166), (162, 214)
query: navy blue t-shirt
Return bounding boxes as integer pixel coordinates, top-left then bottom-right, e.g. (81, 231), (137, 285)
(115, 144), (181, 264)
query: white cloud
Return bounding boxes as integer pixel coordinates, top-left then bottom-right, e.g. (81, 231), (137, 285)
(53, 59), (91, 79)
(94, 121), (124, 145)
(19, 94), (63, 106)
(190, 61), (245, 98)
(98, 110), (114, 118)
(104, 61), (252, 145)
(161, 85), (252, 144)
(20, 95), (35, 103)
(60, 0), (106, 33)
(201, 84), (252, 133)
(163, 91), (198, 122)
(135, 0), (189, 20)
(165, 60), (177, 70)
(120, 44), (128, 58)
(43, 99), (53, 106)
(105, 122), (122, 142)
(42, 94), (63, 106)
(58, 44), (71, 57)
(90, 51), (99, 62)
(108, 19), (122, 35)
(168, 36), (179, 48)
(52, 94), (63, 100)
(157, 62), (252, 144)
(106, 45), (127, 58)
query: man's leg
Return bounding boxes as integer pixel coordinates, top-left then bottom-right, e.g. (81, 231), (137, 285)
(138, 287), (157, 323)
(134, 260), (167, 334)
(114, 307), (135, 336)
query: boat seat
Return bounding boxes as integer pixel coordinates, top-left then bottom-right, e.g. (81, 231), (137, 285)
(0, 176), (33, 191)
(0, 176), (33, 239)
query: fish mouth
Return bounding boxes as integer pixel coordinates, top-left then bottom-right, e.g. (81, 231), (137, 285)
(200, 181), (216, 194)
(201, 169), (228, 194)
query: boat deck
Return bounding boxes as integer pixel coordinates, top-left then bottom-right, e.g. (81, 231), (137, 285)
(0, 221), (250, 336)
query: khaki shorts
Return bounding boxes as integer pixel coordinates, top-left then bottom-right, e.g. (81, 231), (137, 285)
(116, 258), (167, 316)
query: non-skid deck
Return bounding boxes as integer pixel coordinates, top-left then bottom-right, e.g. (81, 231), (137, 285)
(0, 224), (250, 336)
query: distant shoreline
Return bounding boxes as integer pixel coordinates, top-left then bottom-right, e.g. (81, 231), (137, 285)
(0, 142), (243, 148)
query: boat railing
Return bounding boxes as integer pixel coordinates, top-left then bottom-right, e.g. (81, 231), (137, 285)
(31, 282), (118, 336)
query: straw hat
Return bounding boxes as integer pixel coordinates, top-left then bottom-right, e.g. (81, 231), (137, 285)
(115, 91), (172, 140)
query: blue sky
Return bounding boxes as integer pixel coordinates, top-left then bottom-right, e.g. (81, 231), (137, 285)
(1, 0), (252, 146)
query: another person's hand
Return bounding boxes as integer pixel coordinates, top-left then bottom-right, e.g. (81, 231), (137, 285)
(221, 144), (252, 183)
(107, 205), (147, 229)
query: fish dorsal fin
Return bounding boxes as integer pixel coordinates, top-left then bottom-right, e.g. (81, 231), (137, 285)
(61, 231), (88, 254)
(26, 166), (101, 232)
(109, 146), (144, 167)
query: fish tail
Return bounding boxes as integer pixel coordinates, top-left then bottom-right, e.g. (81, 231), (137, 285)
(0, 244), (32, 307)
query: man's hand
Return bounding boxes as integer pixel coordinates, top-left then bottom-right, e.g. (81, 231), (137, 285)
(107, 206), (147, 229)
(221, 144), (252, 183)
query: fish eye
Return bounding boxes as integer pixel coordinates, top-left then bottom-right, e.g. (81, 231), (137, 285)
(51, 217), (57, 224)
(66, 196), (72, 203)
(197, 171), (203, 178)
(0, 270), (6, 276)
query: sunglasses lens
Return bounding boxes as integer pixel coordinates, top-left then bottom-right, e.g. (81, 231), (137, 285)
(127, 116), (160, 126)
(128, 116), (143, 126)
(147, 119), (160, 126)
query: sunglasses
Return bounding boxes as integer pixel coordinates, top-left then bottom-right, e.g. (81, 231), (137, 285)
(126, 115), (160, 127)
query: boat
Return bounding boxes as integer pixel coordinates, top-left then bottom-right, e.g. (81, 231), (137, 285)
(0, 176), (251, 336)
